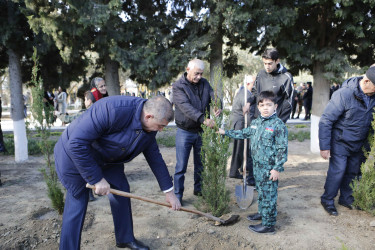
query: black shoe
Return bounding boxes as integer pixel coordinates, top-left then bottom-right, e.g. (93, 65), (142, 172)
(116, 239), (150, 249)
(247, 213), (261, 221)
(246, 179), (255, 186)
(193, 190), (202, 196)
(338, 201), (353, 210)
(248, 223), (275, 235)
(321, 201), (338, 216)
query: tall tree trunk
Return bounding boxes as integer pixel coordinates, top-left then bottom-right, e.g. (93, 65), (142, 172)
(310, 61), (330, 153)
(105, 56), (121, 96)
(8, 48), (28, 162)
(209, 33), (223, 101)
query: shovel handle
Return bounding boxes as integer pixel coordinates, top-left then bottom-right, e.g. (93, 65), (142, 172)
(86, 184), (219, 221)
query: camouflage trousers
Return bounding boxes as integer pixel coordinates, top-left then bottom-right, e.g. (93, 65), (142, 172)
(254, 163), (279, 227)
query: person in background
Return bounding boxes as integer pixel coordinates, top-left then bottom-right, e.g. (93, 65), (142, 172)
(319, 67), (375, 216)
(243, 48), (294, 124)
(44, 90), (55, 107)
(172, 58), (221, 205)
(91, 77), (108, 99)
(302, 82), (313, 120)
(329, 82), (340, 99)
(296, 83), (305, 119)
(228, 75), (256, 186)
(290, 83), (298, 119)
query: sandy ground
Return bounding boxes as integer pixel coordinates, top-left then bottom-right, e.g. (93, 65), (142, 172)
(1, 133), (375, 249)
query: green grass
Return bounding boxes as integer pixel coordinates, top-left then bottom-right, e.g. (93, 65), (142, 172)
(50, 132), (63, 136)
(294, 124), (307, 128)
(3, 134), (13, 139)
(32, 131), (62, 138)
(3, 138), (58, 155)
(288, 131), (310, 142)
(156, 136), (176, 147)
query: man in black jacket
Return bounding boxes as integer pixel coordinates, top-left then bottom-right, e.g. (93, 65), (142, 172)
(243, 48), (294, 123)
(172, 59), (220, 204)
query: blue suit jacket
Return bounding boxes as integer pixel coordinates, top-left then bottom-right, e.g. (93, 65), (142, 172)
(54, 96), (173, 196)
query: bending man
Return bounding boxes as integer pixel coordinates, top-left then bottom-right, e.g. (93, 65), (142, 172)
(54, 95), (180, 250)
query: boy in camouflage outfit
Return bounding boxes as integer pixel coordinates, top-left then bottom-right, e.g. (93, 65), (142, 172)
(219, 91), (288, 234)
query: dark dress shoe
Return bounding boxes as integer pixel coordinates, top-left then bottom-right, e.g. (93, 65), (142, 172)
(193, 190), (202, 196)
(247, 213), (262, 221)
(321, 201), (338, 216)
(338, 201), (353, 210)
(116, 239), (149, 250)
(248, 223), (275, 234)
(246, 179), (256, 186)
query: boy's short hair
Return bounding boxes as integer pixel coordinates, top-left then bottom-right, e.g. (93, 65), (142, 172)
(262, 48), (279, 61)
(257, 91), (276, 105)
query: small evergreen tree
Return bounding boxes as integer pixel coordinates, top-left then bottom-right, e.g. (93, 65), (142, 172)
(30, 48), (64, 214)
(352, 112), (375, 215)
(198, 67), (231, 217)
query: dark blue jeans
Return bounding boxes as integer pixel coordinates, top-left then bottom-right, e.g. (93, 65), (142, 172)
(321, 152), (363, 206)
(174, 128), (203, 199)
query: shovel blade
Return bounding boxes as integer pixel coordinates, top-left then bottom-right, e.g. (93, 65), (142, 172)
(235, 184), (254, 209)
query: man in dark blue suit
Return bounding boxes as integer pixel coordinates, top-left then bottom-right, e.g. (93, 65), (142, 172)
(319, 67), (375, 216)
(54, 95), (180, 250)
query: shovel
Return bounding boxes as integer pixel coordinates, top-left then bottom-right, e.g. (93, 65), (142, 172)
(235, 75), (254, 209)
(86, 184), (239, 226)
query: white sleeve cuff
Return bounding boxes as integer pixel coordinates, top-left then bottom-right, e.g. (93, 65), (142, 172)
(162, 187), (174, 193)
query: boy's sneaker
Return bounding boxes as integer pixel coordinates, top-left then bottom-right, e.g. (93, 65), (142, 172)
(248, 223), (275, 235)
(247, 213), (262, 221)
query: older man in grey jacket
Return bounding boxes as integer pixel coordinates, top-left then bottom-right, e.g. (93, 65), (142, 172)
(172, 59), (221, 204)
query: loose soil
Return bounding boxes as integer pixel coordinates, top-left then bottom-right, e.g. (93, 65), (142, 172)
(1, 125), (375, 250)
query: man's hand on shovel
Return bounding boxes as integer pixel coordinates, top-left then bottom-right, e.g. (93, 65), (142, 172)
(93, 178), (111, 196)
(165, 191), (181, 211)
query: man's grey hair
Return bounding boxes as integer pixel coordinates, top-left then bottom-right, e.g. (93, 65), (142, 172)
(143, 96), (174, 122)
(187, 59), (204, 70)
(91, 77), (105, 88)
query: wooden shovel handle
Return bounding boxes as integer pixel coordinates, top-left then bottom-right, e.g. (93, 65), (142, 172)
(86, 184), (220, 221)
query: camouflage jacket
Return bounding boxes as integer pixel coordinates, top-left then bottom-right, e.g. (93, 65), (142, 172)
(225, 113), (288, 172)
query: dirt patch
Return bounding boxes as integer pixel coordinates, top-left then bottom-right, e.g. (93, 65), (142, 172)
(1, 127), (375, 249)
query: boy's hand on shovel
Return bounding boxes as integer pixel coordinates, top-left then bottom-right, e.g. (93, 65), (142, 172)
(165, 191), (181, 211)
(93, 178), (111, 196)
